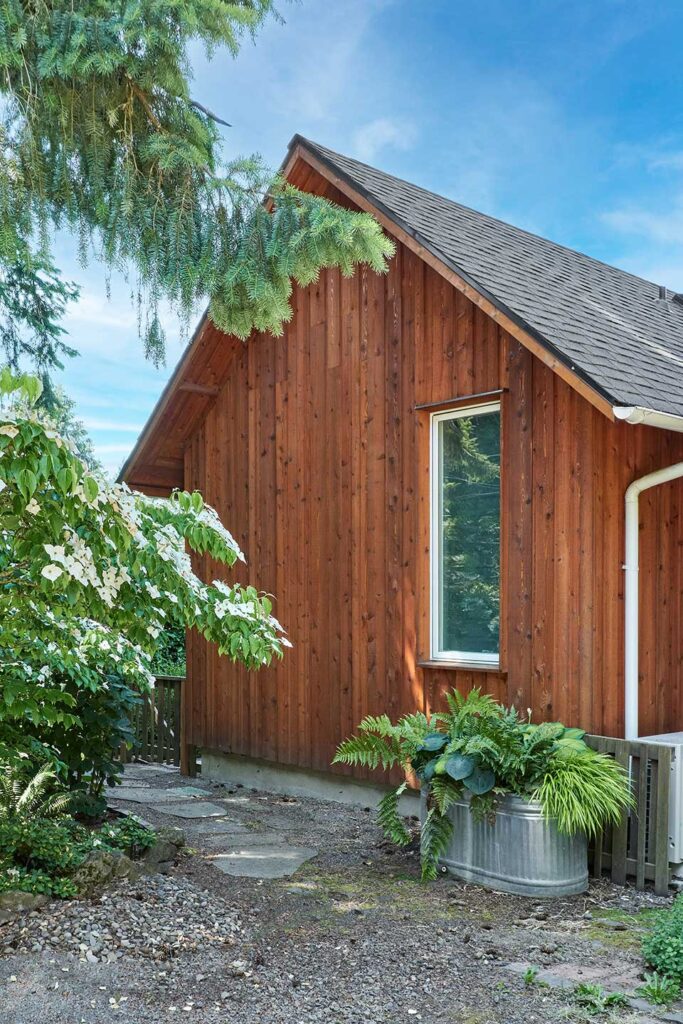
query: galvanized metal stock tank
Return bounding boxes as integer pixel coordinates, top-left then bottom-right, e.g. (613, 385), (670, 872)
(420, 791), (588, 897)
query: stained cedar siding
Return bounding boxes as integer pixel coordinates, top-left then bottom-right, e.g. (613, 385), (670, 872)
(180, 183), (683, 775)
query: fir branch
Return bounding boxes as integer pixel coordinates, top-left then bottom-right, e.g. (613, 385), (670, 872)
(189, 99), (231, 127)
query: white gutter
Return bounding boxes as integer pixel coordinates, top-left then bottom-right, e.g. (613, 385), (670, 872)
(624, 461), (683, 739)
(614, 405), (683, 434)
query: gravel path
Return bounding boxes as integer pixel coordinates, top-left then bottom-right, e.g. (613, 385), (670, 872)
(0, 764), (678, 1023)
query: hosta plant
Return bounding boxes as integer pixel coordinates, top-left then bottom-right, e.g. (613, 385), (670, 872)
(334, 689), (633, 880)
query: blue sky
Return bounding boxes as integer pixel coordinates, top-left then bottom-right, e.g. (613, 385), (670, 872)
(54, 0), (683, 474)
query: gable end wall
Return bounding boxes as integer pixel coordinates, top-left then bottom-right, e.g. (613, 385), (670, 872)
(183, 235), (683, 777)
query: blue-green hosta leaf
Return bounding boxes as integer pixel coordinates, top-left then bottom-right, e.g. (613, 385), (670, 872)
(417, 757), (440, 783)
(463, 766), (496, 795)
(417, 732), (448, 754)
(445, 754), (476, 781)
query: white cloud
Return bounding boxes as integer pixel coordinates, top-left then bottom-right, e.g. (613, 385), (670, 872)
(65, 292), (137, 330)
(648, 151), (683, 172)
(602, 198), (683, 247)
(351, 117), (416, 163)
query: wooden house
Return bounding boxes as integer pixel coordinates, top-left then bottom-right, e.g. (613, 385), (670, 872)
(122, 136), (683, 785)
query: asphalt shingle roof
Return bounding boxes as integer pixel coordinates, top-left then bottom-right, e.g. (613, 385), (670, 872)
(296, 136), (683, 419)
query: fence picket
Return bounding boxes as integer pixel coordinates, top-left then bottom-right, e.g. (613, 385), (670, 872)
(586, 734), (672, 894)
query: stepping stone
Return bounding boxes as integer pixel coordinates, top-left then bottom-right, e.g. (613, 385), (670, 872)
(110, 785), (211, 804)
(154, 801), (228, 819)
(192, 818), (252, 835)
(249, 811), (309, 831)
(110, 788), (174, 804)
(164, 786), (212, 798)
(208, 846), (318, 879)
(204, 831), (288, 849)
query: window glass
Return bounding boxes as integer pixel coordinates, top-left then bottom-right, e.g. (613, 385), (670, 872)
(434, 405), (500, 662)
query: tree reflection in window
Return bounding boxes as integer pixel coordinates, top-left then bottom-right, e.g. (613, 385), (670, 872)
(437, 407), (500, 658)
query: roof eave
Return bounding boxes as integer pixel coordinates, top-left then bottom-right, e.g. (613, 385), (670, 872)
(613, 405), (683, 434)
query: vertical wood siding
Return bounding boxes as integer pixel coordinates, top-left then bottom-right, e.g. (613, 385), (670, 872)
(184, 243), (683, 776)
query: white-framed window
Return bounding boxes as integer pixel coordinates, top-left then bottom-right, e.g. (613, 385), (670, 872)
(430, 401), (501, 668)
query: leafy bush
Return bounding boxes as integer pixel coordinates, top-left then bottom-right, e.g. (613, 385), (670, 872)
(0, 867), (77, 899)
(0, 818), (83, 873)
(0, 369), (290, 798)
(98, 817), (156, 858)
(0, 758), (156, 897)
(152, 624), (186, 677)
(642, 896), (683, 983)
(334, 689), (633, 880)
(24, 673), (142, 812)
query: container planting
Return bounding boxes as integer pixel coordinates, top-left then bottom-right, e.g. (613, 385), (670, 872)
(335, 689), (633, 887)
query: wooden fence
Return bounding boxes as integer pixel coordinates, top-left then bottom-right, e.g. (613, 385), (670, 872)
(586, 735), (673, 895)
(126, 675), (183, 767)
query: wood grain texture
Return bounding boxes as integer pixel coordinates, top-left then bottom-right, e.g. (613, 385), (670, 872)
(179, 230), (683, 776)
(132, 159), (683, 776)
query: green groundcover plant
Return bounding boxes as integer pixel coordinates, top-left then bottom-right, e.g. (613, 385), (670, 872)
(0, 761), (156, 897)
(642, 895), (683, 985)
(334, 689), (633, 880)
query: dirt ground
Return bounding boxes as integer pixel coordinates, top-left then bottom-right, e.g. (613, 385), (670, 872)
(1, 764), (680, 1024)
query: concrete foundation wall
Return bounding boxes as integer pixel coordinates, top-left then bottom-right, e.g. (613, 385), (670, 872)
(201, 750), (420, 816)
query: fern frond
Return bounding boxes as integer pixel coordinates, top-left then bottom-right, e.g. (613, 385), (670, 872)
(16, 763), (57, 814)
(357, 714), (398, 738)
(40, 792), (75, 819)
(332, 733), (400, 771)
(377, 782), (411, 846)
(395, 712), (430, 742)
(429, 775), (462, 815)
(420, 807), (453, 881)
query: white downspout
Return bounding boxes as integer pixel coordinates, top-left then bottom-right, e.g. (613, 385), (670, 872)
(624, 462), (683, 740)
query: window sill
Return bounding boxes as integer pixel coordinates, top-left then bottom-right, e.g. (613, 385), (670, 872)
(418, 659), (504, 674)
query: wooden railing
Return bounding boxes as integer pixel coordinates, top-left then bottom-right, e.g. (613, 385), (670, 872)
(126, 675), (183, 767)
(586, 735), (673, 895)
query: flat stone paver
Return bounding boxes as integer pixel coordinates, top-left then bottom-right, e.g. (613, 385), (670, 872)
(207, 845), (318, 879)
(203, 831), (289, 849)
(110, 785), (212, 804)
(249, 811), (310, 831)
(164, 785), (213, 798)
(154, 801), (229, 819)
(191, 818), (252, 835)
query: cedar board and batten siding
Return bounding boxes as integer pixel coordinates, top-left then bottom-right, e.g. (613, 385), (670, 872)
(182, 245), (683, 777)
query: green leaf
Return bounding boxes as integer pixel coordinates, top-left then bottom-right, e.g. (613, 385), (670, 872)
(417, 732), (448, 754)
(463, 766), (496, 795)
(82, 475), (98, 502)
(444, 754), (476, 781)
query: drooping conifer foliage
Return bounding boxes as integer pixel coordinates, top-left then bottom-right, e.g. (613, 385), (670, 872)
(0, 1), (394, 371)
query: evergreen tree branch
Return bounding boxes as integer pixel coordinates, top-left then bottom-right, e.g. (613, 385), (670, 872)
(190, 99), (232, 128)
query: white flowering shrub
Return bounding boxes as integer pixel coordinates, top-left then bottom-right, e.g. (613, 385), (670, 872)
(0, 369), (290, 768)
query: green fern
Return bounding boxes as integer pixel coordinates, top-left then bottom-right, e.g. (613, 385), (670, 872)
(377, 782), (411, 846)
(420, 807), (453, 881)
(429, 775), (462, 815)
(332, 733), (401, 771)
(0, 762), (73, 822)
